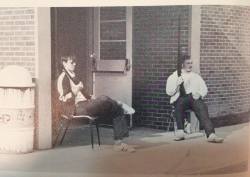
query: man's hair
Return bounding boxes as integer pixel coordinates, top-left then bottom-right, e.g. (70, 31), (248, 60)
(181, 55), (191, 64)
(61, 55), (76, 63)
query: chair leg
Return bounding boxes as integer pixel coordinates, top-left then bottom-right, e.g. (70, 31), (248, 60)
(95, 120), (101, 147)
(90, 120), (94, 149)
(60, 119), (71, 145)
(171, 109), (177, 136)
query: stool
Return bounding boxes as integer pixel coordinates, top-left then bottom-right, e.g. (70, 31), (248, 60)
(171, 106), (200, 134)
(189, 111), (200, 133)
(54, 114), (101, 149)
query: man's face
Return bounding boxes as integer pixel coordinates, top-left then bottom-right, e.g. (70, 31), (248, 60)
(182, 59), (193, 72)
(63, 58), (76, 72)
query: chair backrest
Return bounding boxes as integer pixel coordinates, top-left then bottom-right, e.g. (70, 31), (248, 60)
(56, 74), (77, 114)
(52, 80), (62, 116)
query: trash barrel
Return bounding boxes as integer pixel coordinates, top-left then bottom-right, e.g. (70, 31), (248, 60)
(0, 65), (35, 153)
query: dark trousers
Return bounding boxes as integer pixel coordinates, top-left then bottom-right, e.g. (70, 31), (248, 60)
(75, 96), (129, 140)
(174, 94), (215, 137)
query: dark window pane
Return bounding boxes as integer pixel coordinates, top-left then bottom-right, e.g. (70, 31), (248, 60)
(100, 22), (126, 40)
(100, 7), (126, 21)
(100, 42), (126, 60)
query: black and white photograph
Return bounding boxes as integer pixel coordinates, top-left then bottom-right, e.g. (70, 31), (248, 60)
(0, 1), (249, 177)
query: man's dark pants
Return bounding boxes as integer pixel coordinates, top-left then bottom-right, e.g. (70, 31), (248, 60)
(75, 96), (129, 140)
(174, 94), (215, 137)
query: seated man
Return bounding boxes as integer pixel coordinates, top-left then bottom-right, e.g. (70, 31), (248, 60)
(166, 55), (224, 143)
(57, 55), (135, 152)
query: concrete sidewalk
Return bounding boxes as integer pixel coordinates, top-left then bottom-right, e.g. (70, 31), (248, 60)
(0, 123), (249, 177)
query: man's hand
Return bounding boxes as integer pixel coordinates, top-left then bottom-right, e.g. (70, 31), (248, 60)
(90, 94), (96, 100)
(78, 82), (84, 90)
(192, 92), (201, 100)
(176, 76), (184, 86)
(71, 81), (84, 95)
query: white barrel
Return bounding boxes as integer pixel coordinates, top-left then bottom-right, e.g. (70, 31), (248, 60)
(0, 66), (35, 153)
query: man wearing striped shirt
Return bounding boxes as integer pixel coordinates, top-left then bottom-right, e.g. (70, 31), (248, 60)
(57, 55), (135, 152)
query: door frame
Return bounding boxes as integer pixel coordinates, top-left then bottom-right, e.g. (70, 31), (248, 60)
(85, 7), (95, 94)
(92, 7), (133, 100)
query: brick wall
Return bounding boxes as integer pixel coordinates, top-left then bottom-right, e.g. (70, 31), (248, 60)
(200, 6), (250, 118)
(0, 7), (36, 77)
(133, 6), (191, 129)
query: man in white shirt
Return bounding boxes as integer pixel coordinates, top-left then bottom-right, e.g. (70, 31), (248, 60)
(166, 55), (223, 143)
(57, 55), (136, 152)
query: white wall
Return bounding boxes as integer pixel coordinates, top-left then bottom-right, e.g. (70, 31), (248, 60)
(35, 7), (52, 149)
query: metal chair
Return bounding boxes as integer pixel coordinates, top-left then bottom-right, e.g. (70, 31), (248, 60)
(54, 114), (101, 149)
(170, 105), (200, 135)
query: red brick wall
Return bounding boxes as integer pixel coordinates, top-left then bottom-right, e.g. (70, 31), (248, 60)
(0, 7), (36, 77)
(133, 6), (191, 129)
(200, 6), (250, 118)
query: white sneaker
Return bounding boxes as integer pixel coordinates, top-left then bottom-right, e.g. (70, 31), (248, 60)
(174, 129), (185, 141)
(113, 143), (136, 153)
(184, 120), (191, 134)
(207, 133), (224, 143)
(121, 143), (136, 153)
(117, 101), (135, 115)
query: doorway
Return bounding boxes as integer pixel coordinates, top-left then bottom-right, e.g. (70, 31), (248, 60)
(51, 7), (94, 92)
(51, 7), (95, 146)
(50, 7), (133, 147)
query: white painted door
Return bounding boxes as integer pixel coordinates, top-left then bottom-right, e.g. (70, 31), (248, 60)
(92, 7), (133, 106)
